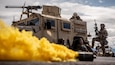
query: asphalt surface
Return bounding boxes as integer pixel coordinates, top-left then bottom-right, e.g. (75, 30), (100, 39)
(94, 57), (115, 62)
(0, 57), (115, 65)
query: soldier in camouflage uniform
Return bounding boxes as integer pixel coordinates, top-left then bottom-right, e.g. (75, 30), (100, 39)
(92, 24), (108, 55)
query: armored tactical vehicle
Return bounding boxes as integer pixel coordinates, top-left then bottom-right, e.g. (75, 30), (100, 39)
(6, 5), (88, 48)
(6, 5), (97, 61)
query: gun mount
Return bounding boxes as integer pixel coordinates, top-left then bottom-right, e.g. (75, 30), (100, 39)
(5, 5), (42, 20)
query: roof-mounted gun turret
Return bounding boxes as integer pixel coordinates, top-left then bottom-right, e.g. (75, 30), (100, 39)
(5, 5), (42, 20)
(5, 6), (42, 10)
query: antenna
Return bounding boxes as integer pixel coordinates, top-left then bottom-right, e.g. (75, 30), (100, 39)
(20, 2), (26, 21)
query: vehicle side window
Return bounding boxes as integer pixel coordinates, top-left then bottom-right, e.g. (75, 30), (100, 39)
(27, 18), (39, 26)
(63, 22), (70, 29)
(47, 19), (55, 27)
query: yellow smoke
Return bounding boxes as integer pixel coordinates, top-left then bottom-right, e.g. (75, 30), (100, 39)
(0, 20), (78, 62)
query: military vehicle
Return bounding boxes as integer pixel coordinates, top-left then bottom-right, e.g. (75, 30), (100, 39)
(6, 5), (97, 61)
(6, 5), (88, 49)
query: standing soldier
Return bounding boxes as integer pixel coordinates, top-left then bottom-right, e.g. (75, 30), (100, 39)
(92, 24), (108, 56)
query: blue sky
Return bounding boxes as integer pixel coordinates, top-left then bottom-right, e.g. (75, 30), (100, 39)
(0, 0), (115, 49)
(76, 0), (115, 6)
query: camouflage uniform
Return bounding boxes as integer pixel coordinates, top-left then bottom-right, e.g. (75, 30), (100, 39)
(92, 24), (108, 55)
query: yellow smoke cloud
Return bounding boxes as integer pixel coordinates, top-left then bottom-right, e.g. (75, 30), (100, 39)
(0, 20), (78, 62)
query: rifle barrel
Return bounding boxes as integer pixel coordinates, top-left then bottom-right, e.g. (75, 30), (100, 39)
(5, 6), (24, 8)
(5, 6), (42, 9)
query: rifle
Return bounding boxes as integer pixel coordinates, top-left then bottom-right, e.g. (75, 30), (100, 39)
(94, 20), (98, 36)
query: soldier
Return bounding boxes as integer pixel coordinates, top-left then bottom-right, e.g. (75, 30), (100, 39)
(71, 36), (89, 51)
(92, 24), (108, 55)
(70, 12), (82, 21)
